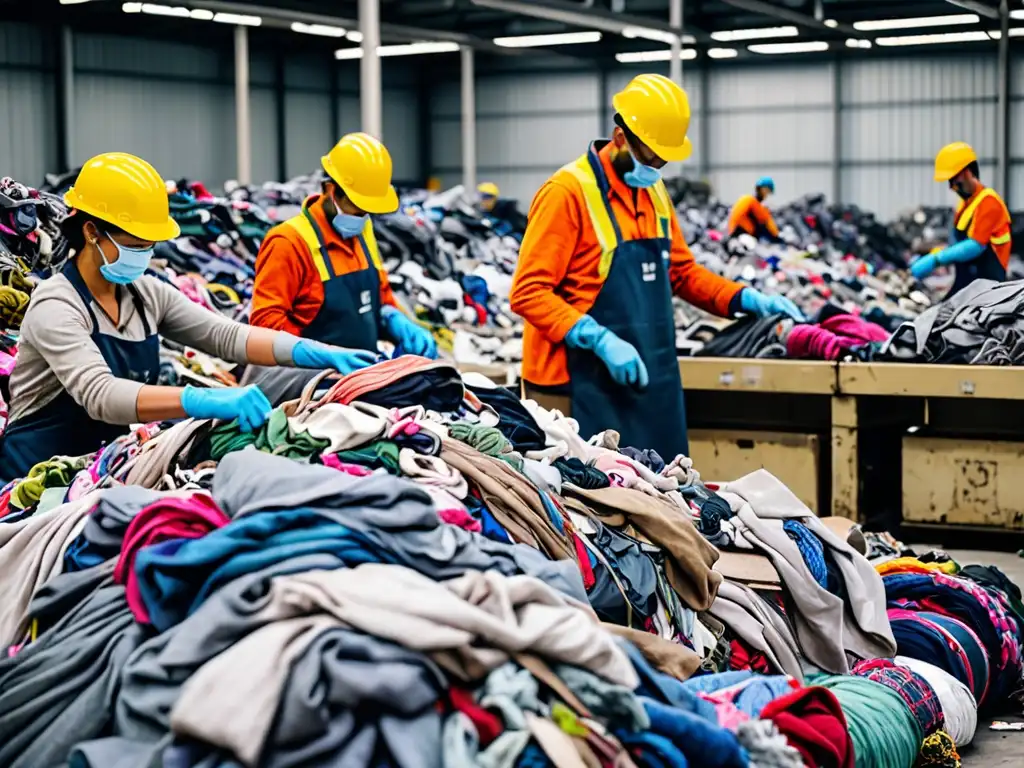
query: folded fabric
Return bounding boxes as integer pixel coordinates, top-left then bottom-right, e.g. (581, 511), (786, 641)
(851, 657), (944, 737)
(638, 697), (750, 768)
(113, 493), (230, 625)
(321, 356), (464, 411)
(760, 686), (854, 768)
(399, 449), (469, 499)
(292, 401), (390, 453)
(62, 486), (166, 572)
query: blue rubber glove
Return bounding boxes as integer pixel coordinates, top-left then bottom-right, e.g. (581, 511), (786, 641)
(935, 237), (985, 266)
(180, 385), (272, 433)
(292, 338), (379, 375)
(738, 288), (805, 321)
(909, 254), (939, 280)
(381, 305), (437, 358)
(565, 315), (649, 389)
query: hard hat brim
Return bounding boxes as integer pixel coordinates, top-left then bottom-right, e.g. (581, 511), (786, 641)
(321, 155), (400, 215)
(64, 188), (181, 242)
(649, 135), (693, 164)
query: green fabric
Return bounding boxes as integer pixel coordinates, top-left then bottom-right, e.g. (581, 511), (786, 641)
(334, 440), (401, 473)
(449, 421), (524, 471)
(11, 455), (88, 510)
(207, 409), (330, 462)
(812, 675), (922, 768)
(36, 486), (70, 515)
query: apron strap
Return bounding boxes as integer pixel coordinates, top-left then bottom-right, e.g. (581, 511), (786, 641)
(283, 202), (337, 282)
(359, 217), (384, 271)
(956, 187), (996, 234)
(125, 283), (153, 337)
(62, 259), (101, 334)
(561, 152), (621, 281)
(648, 180), (674, 240)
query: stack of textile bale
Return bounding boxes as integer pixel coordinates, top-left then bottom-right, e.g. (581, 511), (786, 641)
(1, 353), (1021, 768)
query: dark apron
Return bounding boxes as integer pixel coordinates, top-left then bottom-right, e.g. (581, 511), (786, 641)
(299, 204), (381, 351)
(566, 149), (688, 459)
(0, 261), (160, 482)
(946, 219), (1007, 300)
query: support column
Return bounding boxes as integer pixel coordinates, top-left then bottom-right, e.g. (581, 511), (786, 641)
(416, 69), (432, 185)
(461, 46), (477, 193)
(359, 0), (383, 138)
(698, 64), (710, 178)
(274, 51), (287, 182)
(329, 58), (341, 139)
(56, 25), (74, 172)
(669, 0), (683, 85)
(832, 55), (842, 204)
(234, 25), (252, 185)
(997, 0), (1010, 194)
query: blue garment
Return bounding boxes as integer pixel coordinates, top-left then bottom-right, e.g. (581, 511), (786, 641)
(0, 260), (160, 482)
(782, 520), (828, 588)
(640, 698), (750, 768)
(618, 731), (689, 768)
(682, 670), (796, 717)
(619, 639), (718, 723)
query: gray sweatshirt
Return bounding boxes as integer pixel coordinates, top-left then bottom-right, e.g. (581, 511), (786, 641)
(11, 273), (253, 425)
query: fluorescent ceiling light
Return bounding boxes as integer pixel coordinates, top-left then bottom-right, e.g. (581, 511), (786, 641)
(748, 41), (829, 54)
(292, 22), (348, 38)
(712, 25), (798, 42)
(615, 48), (697, 63)
(824, 19), (838, 28)
(212, 11), (261, 25)
(60, 0), (93, 5)
(622, 26), (696, 44)
(853, 14), (978, 31)
(1012, 10), (1024, 19)
(124, 3), (189, 17)
(336, 41), (460, 59)
(988, 29), (1024, 39)
(347, 30), (364, 42)
(493, 31), (601, 47)
(123, 2), (142, 10)
(707, 47), (738, 58)
(845, 38), (872, 48)
(875, 30), (989, 46)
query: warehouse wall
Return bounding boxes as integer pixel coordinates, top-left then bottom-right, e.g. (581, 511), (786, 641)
(430, 49), (1017, 219)
(0, 22), (420, 189)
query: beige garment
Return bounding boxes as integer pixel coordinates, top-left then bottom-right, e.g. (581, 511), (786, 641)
(526, 712), (588, 768)
(171, 616), (335, 767)
(289, 401), (389, 453)
(268, 564), (637, 688)
(0, 494), (96, 646)
(399, 450), (469, 499)
(709, 580), (804, 681)
(123, 418), (211, 488)
(440, 439), (576, 562)
(563, 484), (721, 611)
(601, 624), (702, 681)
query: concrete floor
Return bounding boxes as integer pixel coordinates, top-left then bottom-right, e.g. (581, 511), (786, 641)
(931, 549), (1024, 765)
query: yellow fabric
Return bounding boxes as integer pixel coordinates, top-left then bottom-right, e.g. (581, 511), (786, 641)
(321, 132), (399, 215)
(955, 187), (996, 233)
(561, 153), (674, 281)
(284, 213), (382, 281)
(875, 557), (959, 576)
(992, 231), (1011, 245)
(361, 218), (383, 271)
(65, 152), (180, 242)
(612, 73), (693, 163)
(934, 142), (977, 182)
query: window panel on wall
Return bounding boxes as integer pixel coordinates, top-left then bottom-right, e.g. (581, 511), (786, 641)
(475, 72), (599, 115)
(841, 56), (997, 105)
(841, 103), (997, 163)
(707, 168), (834, 207)
(74, 74), (235, 185)
(0, 70), (56, 185)
(285, 91), (333, 179)
(708, 63), (833, 110)
(707, 109), (832, 166)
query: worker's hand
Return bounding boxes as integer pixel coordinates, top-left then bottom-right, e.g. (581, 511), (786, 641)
(739, 288), (805, 321)
(381, 306), (438, 358)
(181, 385), (273, 433)
(565, 315), (649, 389)
(909, 253), (939, 280)
(292, 339), (380, 375)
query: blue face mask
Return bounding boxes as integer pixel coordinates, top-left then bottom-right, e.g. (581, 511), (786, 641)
(623, 147), (662, 189)
(331, 195), (369, 239)
(98, 232), (153, 285)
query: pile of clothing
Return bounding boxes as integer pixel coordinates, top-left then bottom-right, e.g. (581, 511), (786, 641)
(0, 349), (1021, 768)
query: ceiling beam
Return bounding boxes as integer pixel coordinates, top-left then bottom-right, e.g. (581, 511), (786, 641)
(715, 0), (861, 36)
(945, 0), (1000, 19)
(187, 0), (525, 54)
(468, 0), (713, 42)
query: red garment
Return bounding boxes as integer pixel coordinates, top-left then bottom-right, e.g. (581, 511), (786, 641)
(571, 531), (596, 590)
(114, 494), (230, 624)
(319, 357), (459, 406)
(728, 639), (773, 675)
(448, 686), (503, 746)
(760, 687), (855, 768)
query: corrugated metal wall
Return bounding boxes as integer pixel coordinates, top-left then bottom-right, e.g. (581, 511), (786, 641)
(0, 22), (420, 188)
(1010, 56), (1024, 210)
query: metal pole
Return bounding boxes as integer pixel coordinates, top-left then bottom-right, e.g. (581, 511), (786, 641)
(698, 64), (710, 178)
(669, 0), (683, 85)
(461, 45), (477, 193)
(997, 0), (1010, 194)
(58, 25), (74, 171)
(234, 25), (251, 185)
(359, 0), (383, 137)
(832, 56), (842, 204)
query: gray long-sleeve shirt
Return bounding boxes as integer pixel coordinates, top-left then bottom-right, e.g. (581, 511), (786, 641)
(10, 273), (253, 425)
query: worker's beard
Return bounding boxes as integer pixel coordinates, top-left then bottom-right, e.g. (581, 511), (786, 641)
(610, 144), (636, 178)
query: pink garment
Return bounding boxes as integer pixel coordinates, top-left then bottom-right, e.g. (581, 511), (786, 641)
(419, 485), (480, 532)
(114, 494), (230, 624)
(699, 695), (751, 731)
(320, 454), (374, 476)
(0, 348), (16, 377)
(785, 313), (889, 360)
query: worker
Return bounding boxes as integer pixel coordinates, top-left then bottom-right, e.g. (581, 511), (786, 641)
(251, 132), (436, 358)
(0, 153), (377, 481)
(477, 182), (501, 213)
(910, 142), (1011, 297)
(727, 177), (781, 241)
(476, 180), (528, 237)
(510, 74), (803, 460)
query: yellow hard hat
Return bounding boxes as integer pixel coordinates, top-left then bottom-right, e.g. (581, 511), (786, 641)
(477, 182), (500, 198)
(64, 152), (180, 242)
(934, 142), (977, 182)
(612, 73), (693, 163)
(321, 132), (399, 215)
